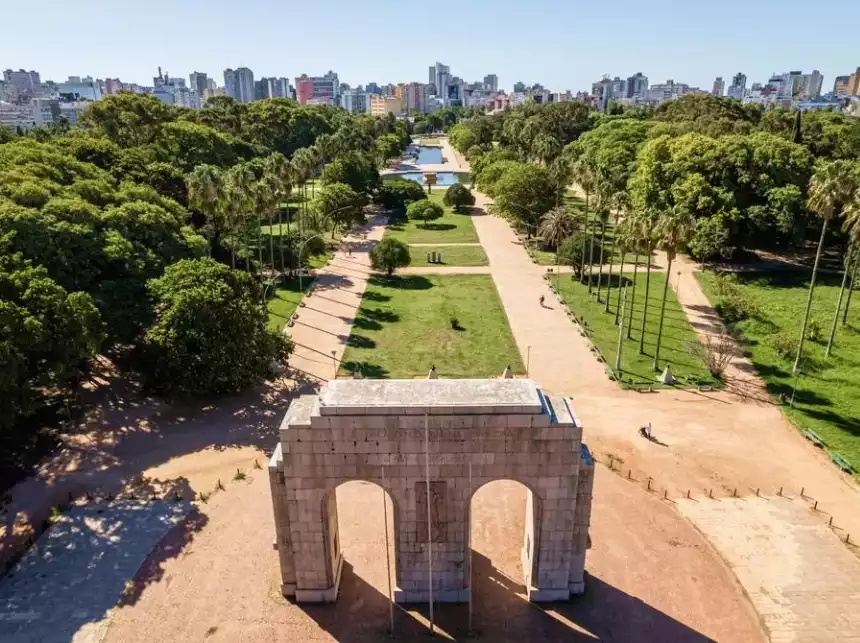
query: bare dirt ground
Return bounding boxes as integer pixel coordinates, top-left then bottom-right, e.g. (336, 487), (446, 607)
(103, 473), (764, 643)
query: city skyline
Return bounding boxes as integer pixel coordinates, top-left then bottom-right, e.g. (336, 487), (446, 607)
(2, 0), (858, 93)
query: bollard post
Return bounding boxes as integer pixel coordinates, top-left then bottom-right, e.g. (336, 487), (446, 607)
(778, 486), (783, 496)
(709, 489), (713, 499)
(847, 533), (851, 544)
(663, 489), (668, 500)
(627, 469), (632, 480)
(686, 489), (691, 499)
(829, 516), (834, 527)
(756, 488), (760, 497)
(647, 478), (652, 491)
(800, 486), (805, 497)
(733, 488), (737, 498)
(813, 500), (818, 511)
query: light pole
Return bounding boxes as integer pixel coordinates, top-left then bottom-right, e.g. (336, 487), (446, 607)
(526, 344), (532, 378)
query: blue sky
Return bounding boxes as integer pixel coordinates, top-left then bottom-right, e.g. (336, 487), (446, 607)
(2, 0), (857, 92)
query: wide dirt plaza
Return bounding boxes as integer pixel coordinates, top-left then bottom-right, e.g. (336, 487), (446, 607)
(3, 138), (860, 643)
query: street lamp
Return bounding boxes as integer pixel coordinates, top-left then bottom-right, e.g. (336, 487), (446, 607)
(526, 344), (532, 378)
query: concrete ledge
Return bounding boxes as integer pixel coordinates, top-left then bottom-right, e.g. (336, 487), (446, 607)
(393, 588), (470, 604)
(569, 581), (585, 595)
(294, 554), (343, 603)
(526, 585), (571, 602)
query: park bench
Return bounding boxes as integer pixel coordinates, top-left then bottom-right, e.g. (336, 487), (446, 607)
(802, 429), (827, 449)
(830, 452), (855, 474)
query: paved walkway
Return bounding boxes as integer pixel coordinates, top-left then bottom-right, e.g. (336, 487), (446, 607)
(678, 495), (860, 643)
(287, 215), (387, 383)
(0, 499), (190, 643)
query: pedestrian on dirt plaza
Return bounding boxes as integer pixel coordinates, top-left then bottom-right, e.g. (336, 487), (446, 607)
(539, 294), (545, 307)
(347, 245), (352, 257)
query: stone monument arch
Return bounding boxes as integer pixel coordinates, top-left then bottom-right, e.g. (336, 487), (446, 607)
(268, 378), (594, 603)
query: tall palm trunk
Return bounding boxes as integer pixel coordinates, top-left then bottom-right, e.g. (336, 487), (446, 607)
(842, 252), (859, 325)
(269, 208), (276, 276)
(604, 224), (617, 313)
(614, 250), (627, 324)
(638, 241), (653, 355)
(579, 198), (590, 283)
(627, 252), (640, 339)
(653, 256), (674, 371)
(826, 245), (854, 356)
(586, 218), (597, 293)
(257, 211), (263, 271)
(595, 222), (606, 302)
(278, 206), (285, 274)
(794, 219), (829, 373)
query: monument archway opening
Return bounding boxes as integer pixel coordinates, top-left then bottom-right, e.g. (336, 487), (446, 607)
(322, 480), (397, 603)
(468, 479), (539, 609)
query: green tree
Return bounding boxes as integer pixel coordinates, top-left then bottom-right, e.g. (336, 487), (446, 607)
(539, 206), (579, 284)
(796, 161), (858, 369)
(321, 150), (380, 198)
(492, 163), (558, 236)
(78, 93), (174, 148)
(558, 233), (587, 279)
(143, 258), (291, 396)
(370, 237), (411, 275)
(407, 199), (444, 226)
(0, 243), (104, 433)
(653, 208), (695, 371)
(312, 182), (364, 235)
(443, 183), (475, 213)
(186, 164), (227, 255)
(376, 177), (427, 215)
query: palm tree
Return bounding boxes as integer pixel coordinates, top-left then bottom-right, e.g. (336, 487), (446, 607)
(795, 161), (858, 372)
(842, 250), (860, 326)
(538, 207), (577, 286)
(264, 152), (293, 274)
(637, 210), (658, 355)
(186, 165), (227, 258)
(573, 161), (595, 286)
(531, 134), (562, 166)
(603, 194), (625, 315)
(826, 185), (860, 353)
(652, 208), (695, 371)
(614, 215), (637, 327)
(291, 147), (315, 233)
(594, 205), (610, 303)
(224, 164), (257, 270)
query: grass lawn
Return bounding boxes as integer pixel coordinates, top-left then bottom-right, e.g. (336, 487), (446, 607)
(339, 275), (524, 379)
(554, 271), (716, 386)
(408, 245), (488, 267)
(267, 277), (311, 332)
(385, 192), (479, 244)
(697, 269), (860, 471)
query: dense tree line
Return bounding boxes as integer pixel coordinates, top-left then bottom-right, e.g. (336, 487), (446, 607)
(0, 93), (409, 481)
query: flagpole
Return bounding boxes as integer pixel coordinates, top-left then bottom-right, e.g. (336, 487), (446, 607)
(425, 413), (434, 636)
(382, 467), (394, 635)
(467, 459), (473, 636)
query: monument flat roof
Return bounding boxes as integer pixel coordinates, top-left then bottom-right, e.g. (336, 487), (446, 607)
(319, 378), (545, 416)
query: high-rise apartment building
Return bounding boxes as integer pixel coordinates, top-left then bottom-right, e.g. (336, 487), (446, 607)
(366, 82), (380, 95)
(834, 75), (851, 98)
(3, 69), (41, 100)
(340, 88), (367, 113)
(430, 62), (450, 104)
(404, 82), (426, 113)
(368, 94), (402, 116)
(483, 74), (498, 92)
(847, 67), (860, 96)
(224, 67), (254, 103)
(626, 72), (649, 99)
(189, 72), (209, 99)
(294, 71), (339, 105)
(727, 72), (747, 100)
(712, 77), (725, 96)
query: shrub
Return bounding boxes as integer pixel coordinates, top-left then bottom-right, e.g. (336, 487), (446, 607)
(406, 200), (443, 223)
(807, 319), (823, 343)
(370, 238), (411, 275)
(771, 333), (796, 360)
(376, 177), (426, 214)
(712, 276), (758, 324)
(443, 183), (476, 213)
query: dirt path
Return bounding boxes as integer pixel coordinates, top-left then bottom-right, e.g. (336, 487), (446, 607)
(288, 216), (386, 383)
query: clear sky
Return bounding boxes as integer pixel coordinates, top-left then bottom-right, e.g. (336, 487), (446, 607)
(2, 0), (858, 93)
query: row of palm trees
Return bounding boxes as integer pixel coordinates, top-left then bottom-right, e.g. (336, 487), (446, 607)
(537, 157), (860, 377)
(537, 173), (694, 372)
(186, 149), (323, 277)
